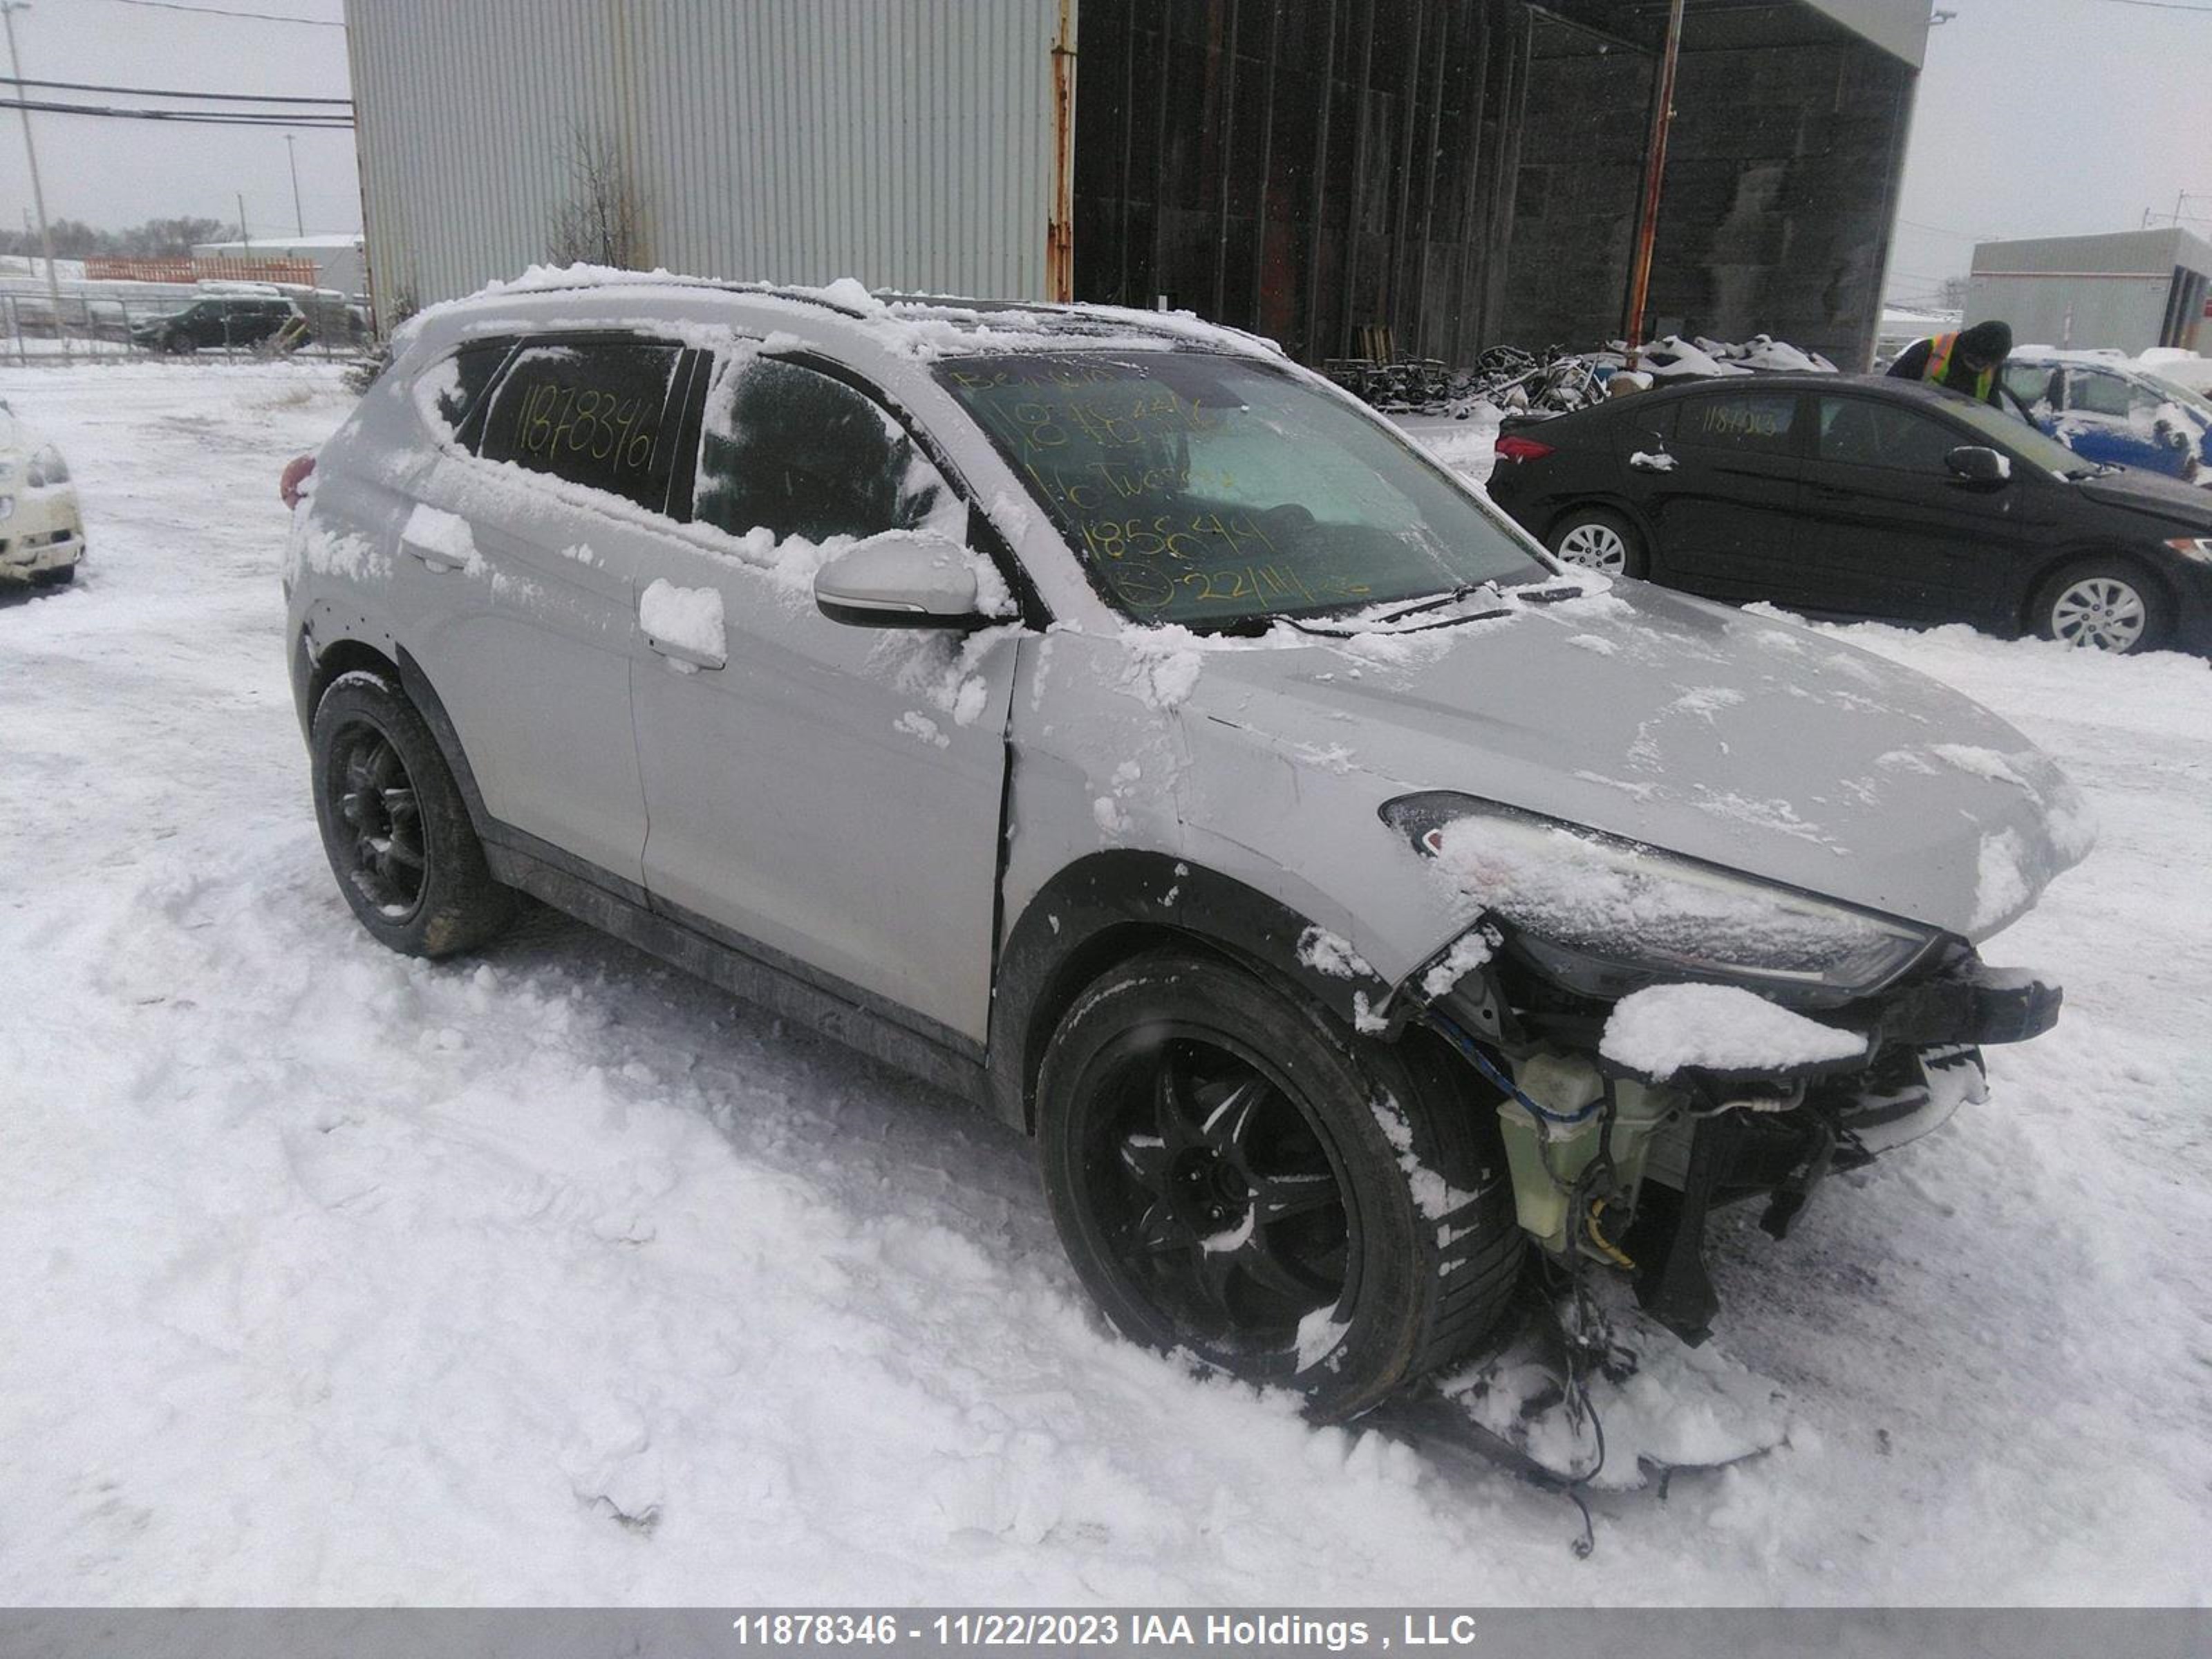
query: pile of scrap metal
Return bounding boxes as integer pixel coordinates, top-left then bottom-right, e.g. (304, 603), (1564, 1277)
(1331, 333), (1839, 421)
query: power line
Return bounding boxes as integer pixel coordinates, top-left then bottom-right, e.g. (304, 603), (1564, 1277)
(97, 0), (344, 25)
(2081, 0), (2212, 12)
(0, 95), (350, 128)
(1, 75), (348, 106)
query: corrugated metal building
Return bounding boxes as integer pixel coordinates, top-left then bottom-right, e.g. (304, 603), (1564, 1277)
(346, 0), (1927, 366)
(1967, 228), (2212, 355)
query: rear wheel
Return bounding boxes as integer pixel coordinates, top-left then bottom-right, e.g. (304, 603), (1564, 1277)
(1548, 507), (1644, 577)
(310, 670), (514, 957)
(1037, 950), (1523, 1421)
(2035, 560), (2164, 654)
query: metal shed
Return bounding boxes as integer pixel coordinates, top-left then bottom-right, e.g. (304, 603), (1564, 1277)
(1967, 228), (2212, 355)
(346, 0), (1926, 367)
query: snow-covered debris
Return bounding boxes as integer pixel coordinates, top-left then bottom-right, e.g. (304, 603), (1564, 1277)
(1296, 926), (1374, 980)
(1598, 984), (1867, 1080)
(1629, 449), (1677, 471)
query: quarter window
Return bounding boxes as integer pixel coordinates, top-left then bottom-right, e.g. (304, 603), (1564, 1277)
(1674, 390), (1798, 453)
(693, 355), (957, 545)
(416, 340), (513, 442)
(476, 337), (689, 513)
(2068, 370), (2157, 421)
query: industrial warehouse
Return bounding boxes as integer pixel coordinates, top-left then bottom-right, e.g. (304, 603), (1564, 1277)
(346, 0), (1930, 366)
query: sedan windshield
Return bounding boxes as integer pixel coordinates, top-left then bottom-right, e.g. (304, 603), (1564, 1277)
(938, 351), (1547, 627)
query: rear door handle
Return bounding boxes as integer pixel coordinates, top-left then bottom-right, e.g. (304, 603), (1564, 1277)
(400, 539), (463, 572)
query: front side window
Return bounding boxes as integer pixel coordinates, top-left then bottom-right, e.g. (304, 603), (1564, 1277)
(2002, 363), (2058, 410)
(693, 355), (958, 545)
(1673, 390), (1799, 454)
(1816, 398), (1962, 474)
(2067, 370), (2157, 421)
(476, 337), (689, 513)
(937, 350), (1546, 627)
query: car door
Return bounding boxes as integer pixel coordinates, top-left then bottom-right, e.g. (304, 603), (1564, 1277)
(386, 331), (702, 891)
(1633, 385), (1811, 601)
(630, 349), (1018, 1047)
(1794, 391), (2041, 627)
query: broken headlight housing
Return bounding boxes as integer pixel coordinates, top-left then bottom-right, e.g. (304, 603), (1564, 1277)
(1380, 792), (1939, 1007)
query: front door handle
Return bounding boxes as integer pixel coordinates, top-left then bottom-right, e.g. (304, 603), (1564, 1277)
(646, 633), (726, 672)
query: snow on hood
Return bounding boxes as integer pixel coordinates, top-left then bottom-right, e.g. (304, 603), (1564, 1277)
(1172, 583), (2092, 943)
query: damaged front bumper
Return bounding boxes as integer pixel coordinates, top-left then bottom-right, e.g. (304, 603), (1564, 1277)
(1413, 942), (2061, 1344)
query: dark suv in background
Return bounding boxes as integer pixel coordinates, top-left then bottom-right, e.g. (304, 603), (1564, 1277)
(132, 294), (307, 355)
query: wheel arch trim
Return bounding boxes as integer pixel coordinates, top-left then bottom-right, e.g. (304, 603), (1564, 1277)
(987, 850), (1398, 1135)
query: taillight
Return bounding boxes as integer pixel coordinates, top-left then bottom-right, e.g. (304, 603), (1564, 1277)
(279, 453), (315, 509)
(1494, 434), (1556, 463)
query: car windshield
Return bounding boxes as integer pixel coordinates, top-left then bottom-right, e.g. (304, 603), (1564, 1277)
(937, 350), (1548, 627)
(1943, 396), (2106, 476)
(2142, 373), (2212, 421)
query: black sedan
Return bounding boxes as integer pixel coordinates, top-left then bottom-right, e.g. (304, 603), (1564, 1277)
(1483, 373), (2212, 655)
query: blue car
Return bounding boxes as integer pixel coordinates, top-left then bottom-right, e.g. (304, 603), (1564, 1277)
(2002, 352), (2211, 483)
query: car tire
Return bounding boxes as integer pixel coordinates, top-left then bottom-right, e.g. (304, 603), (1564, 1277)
(162, 332), (196, 355)
(1036, 948), (1523, 1421)
(1548, 507), (1645, 577)
(310, 668), (516, 957)
(30, 563), (75, 586)
(2034, 559), (2166, 655)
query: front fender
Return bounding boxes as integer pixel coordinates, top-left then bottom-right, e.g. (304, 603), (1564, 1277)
(986, 850), (1399, 1133)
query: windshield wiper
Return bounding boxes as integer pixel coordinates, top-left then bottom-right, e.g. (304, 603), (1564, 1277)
(1371, 580), (1502, 625)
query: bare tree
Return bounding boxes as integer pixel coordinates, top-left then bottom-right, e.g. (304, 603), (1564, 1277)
(546, 128), (646, 270)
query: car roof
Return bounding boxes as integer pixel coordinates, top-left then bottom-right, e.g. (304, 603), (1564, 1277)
(1546, 372), (1992, 421)
(400, 265), (1284, 366)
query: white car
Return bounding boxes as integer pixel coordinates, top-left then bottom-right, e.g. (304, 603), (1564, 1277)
(0, 401), (85, 587)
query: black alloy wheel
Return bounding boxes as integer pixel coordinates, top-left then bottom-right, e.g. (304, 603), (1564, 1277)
(1087, 1030), (1357, 1360)
(309, 670), (515, 957)
(326, 722), (428, 921)
(1038, 950), (1524, 1421)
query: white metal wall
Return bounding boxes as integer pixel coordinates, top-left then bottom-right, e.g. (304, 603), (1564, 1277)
(346, 0), (1063, 316)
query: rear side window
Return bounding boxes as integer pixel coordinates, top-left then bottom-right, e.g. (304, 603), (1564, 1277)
(1674, 389), (1799, 454)
(693, 355), (957, 545)
(476, 337), (689, 513)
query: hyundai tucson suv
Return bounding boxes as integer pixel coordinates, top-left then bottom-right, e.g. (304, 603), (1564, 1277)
(283, 274), (2087, 1420)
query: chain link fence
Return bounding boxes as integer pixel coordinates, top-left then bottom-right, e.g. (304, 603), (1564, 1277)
(0, 285), (372, 366)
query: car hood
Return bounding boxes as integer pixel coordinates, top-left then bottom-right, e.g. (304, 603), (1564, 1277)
(1175, 582), (2093, 945)
(2070, 466), (2212, 529)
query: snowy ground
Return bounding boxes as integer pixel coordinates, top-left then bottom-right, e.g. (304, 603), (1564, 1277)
(1, 361), (2208, 1606)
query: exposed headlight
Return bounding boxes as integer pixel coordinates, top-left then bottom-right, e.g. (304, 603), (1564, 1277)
(26, 446), (68, 488)
(2162, 536), (2212, 564)
(1380, 792), (1938, 1004)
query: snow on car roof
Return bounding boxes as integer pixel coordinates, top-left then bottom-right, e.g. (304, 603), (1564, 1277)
(407, 263), (1284, 363)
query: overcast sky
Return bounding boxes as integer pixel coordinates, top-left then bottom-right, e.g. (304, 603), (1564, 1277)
(0, 0), (2203, 303)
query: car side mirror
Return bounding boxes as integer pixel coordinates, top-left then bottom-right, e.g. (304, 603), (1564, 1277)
(814, 529), (989, 630)
(1944, 445), (2009, 485)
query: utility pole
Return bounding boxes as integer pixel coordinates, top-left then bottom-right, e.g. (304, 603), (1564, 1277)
(236, 192), (250, 250)
(1622, 0), (1686, 364)
(285, 133), (303, 237)
(1, 3), (68, 358)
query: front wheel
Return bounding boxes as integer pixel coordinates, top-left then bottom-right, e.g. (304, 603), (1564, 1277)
(2035, 560), (2164, 654)
(310, 669), (515, 957)
(1037, 950), (1523, 1421)
(1548, 507), (1645, 577)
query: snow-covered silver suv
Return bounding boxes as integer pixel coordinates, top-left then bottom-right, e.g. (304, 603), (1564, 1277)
(284, 274), (2088, 1419)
